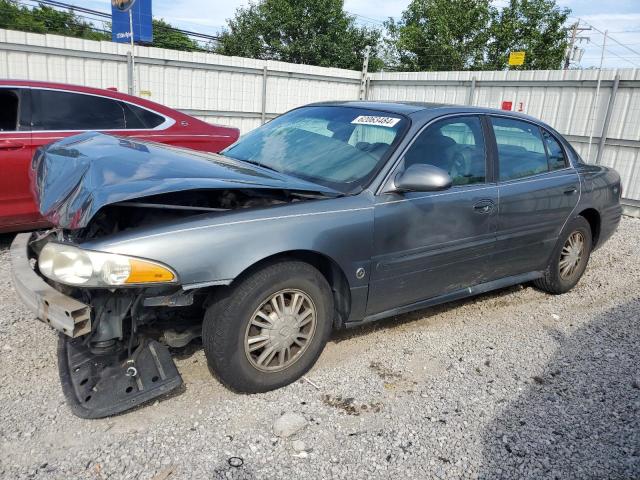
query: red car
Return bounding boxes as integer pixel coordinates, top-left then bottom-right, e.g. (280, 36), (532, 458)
(0, 80), (240, 233)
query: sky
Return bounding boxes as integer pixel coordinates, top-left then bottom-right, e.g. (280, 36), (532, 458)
(76, 0), (640, 69)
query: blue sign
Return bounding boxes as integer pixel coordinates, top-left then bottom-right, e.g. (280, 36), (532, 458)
(112, 0), (153, 44)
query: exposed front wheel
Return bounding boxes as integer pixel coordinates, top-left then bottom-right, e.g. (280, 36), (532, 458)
(534, 216), (593, 294)
(202, 261), (333, 393)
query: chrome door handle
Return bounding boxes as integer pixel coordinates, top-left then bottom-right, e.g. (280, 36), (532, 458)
(473, 200), (494, 214)
(563, 187), (578, 195)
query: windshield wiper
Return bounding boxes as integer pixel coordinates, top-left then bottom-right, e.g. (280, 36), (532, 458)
(235, 158), (344, 197)
(292, 190), (344, 199)
(238, 159), (280, 174)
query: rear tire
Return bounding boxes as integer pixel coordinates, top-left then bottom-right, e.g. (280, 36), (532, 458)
(202, 261), (333, 393)
(534, 216), (592, 294)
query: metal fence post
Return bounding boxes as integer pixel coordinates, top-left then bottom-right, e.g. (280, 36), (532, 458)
(595, 73), (620, 165)
(127, 52), (134, 95)
(261, 66), (268, 124)
(467, 77), (477, 106)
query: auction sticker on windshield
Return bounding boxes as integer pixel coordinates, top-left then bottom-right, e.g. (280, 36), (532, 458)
(351, 116), (401, 127)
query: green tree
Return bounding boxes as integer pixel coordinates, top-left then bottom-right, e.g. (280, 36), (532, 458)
(216, 0), (382, 71)
(151, 19), (200, 51)
(486, 0), (570, 70)
(385, 0), (494, 71)
(386, 0), (570, 71)
(0, 0), (109, 40)
(0, 2), (199, 52)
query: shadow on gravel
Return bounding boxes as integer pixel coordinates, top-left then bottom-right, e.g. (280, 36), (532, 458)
(478, 299), (640, 479)
(0, 233), (15, 249)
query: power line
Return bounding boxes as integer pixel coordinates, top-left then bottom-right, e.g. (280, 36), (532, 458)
(0, 3), (110, 31)
(14, 0), (221, 42)
(574, 18), (640, 59)
(587, 39), (640, 68)
(582, 54), (640, 58)
(350, 13), (387, 26)
(564, 21), (591, 69)
(609, 29), (640, 34)
(27, 0), (110, 19)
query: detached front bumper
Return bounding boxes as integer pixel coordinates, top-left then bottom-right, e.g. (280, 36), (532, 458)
(10, 233), (92, 337)
(11, 233), (184, 419)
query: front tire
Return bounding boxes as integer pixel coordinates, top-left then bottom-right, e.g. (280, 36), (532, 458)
(202, 261), (334, 393)
(534, 216), (593, 294)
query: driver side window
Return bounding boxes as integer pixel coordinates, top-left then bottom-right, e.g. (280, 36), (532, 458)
(403, 116), (486, 185)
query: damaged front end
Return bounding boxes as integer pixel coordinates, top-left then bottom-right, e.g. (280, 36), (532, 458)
(13, 231), (190, 419)
(13, 132), (339, 418)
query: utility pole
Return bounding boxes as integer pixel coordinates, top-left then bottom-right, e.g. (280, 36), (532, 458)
(359, 45), (371, 101)
(128, 9), (136, 95)
(587, 30), (608, 163)
(564, 21), (591, 69)
(564, 23), (578, 69)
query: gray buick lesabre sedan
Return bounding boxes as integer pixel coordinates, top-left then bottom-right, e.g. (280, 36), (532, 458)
(11, 101), (622, 418)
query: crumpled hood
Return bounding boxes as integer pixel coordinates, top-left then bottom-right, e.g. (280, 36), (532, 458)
(31, 132), (339, 229)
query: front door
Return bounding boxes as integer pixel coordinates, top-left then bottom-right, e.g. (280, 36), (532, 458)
(488, 116), (580, 278)
(367, 115), (498, 315)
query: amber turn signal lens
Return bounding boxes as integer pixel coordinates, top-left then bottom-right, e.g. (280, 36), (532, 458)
(125, 259), (176, 284)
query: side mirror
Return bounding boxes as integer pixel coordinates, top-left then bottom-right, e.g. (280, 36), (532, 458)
(393, 163), (452, 192)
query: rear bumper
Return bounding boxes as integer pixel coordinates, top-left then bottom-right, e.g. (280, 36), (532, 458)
(10, 233), (91, 337)
(596, 203), (623, 249)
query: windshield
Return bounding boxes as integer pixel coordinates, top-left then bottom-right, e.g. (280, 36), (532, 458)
(222, 106), (408, 193)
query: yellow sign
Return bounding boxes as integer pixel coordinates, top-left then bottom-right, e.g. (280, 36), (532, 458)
(508, 51), (526, 66)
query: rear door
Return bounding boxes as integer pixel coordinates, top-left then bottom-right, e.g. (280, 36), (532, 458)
(488, 116), (580, 279)
(31, 88), (127, 148)
(0, 87), (40, 229)
(30, 87), (168, 146)
(368, 115), (498, 315)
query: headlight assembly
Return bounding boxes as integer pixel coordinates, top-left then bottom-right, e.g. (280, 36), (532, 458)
(38, 243), (177, 287)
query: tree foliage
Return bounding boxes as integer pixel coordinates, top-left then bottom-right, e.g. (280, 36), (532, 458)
(0, 0), (109, 40)
(151, 19), (200, 51)
(0, 1), (198, 52)
(386, 0), (570, 71)
(0, 0), (573, 71)
(216, 0), (382, 71)
(486, 0), (570, 70)
(385, 0), (493, 71)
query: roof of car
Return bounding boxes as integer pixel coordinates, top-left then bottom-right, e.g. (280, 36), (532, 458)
(307, 100), (549, 126)
(0, 79), (121, 92)
(0, 79), (185, 117)
(308, 101), (450, 114)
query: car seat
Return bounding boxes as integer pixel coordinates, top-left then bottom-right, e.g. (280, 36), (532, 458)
(404, 131), (457, 171)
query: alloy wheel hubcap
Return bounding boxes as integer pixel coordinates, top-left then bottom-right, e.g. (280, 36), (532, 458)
(559, 231), (585, 279)
(244, 289), (317, 372)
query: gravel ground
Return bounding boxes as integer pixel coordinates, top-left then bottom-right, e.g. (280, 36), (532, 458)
(0, 217), (639, 480)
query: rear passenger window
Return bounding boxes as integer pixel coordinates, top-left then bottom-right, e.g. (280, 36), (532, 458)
(542, 130), (567, 171)
(491, 117), (548, 181)
(32, 90), (166, 131)
(123, 103), (165, 129)
(33, 90), (126, 131)
(403, 116), (486, 186)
